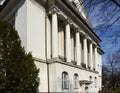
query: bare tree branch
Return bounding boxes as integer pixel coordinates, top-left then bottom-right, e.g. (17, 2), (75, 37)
(111, 0), (120, 7)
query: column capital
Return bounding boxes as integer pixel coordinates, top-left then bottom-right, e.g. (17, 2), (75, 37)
(78, 27), (83, 33)
(48, 7), (60, 15)
(87, 38), (97, 47)
(79, 30), (86, 36)
(74, 27), (79, 33)
(65, 18), (73, 25)
(93, 42), (98, 48)
(83, 34), (88, 39)
(88, 39), (94, 44)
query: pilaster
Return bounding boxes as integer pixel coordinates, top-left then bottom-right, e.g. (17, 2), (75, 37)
(51, 8), (58, 58)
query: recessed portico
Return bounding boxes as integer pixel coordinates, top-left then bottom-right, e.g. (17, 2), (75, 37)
(46, 7), (99, 71)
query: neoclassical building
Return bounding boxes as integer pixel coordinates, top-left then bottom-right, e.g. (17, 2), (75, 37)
(0, 0), (104, 92)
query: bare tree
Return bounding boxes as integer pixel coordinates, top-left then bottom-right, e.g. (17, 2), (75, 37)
(102, 65), (110, 89)
(103, 53), (120, 90)
(81, 0), (120, 44)
(82, 0), (120, 30)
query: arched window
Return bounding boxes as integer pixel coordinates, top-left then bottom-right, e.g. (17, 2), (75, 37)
(74, 73), (79, 89)
(94, 77), (97, 88)
(62, 72), (69, 89)
(89, 76), (92, 81)
(89, 76), (92, 88)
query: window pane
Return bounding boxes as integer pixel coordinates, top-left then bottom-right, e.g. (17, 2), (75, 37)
(62, 72), (69, 89)
(74, 74), (78, 89)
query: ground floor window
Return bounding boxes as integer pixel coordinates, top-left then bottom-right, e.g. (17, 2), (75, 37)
(62, 72), (69, 89)
(94, 77), (97, 88)
(74, 73), (79, 89)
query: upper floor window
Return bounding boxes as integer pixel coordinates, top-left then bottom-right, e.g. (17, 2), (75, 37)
(74, 73), (79, 89)
(62, 72), (69, 89)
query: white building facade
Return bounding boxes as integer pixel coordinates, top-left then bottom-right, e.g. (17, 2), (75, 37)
(0, 0), (104, 92)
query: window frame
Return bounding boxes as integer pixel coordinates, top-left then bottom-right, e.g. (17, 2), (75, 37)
(62, 71), (69, 90)
(94, 77), (97, 88)
(74, 73), (79, 89)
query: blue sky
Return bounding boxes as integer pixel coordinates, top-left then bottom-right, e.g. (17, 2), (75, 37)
(88, 5), (120, 65)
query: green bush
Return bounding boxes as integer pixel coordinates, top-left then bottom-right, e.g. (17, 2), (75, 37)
(0, 20), (39, 93)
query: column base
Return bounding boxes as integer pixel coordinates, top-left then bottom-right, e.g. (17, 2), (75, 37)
(81, 63), (86, 68)
(52, 57), (60, 61)
(58, 55), (66, 62)
(71, 60), (77, 65)
(88, 66), (91, 69)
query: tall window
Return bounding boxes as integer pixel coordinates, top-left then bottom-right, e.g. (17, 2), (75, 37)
(94, 77), (97, 88)
(74, 73), (79, 89)
(62, 72), (69, 89)
(89, 76), (92, 88)
(89, 76), (92, 81)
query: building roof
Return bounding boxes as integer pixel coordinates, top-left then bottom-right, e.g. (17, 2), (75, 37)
(0, 0), (10, 12)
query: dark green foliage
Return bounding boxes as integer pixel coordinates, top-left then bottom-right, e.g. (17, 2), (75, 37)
(0, 20), (39, 93)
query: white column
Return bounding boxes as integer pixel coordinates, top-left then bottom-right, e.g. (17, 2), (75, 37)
(83, 37), (88, 68)
(76, 31), (81, 65)
(94, 46), (97, 71)
(89, 42), (93, 69)
(65, 23), (71, 62)
(52, 12), (58, 58)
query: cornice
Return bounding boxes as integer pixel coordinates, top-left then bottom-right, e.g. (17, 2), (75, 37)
(98, 48), (104, 55)
(48, 59), (98, 74)
(0, 0), (10, 12)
